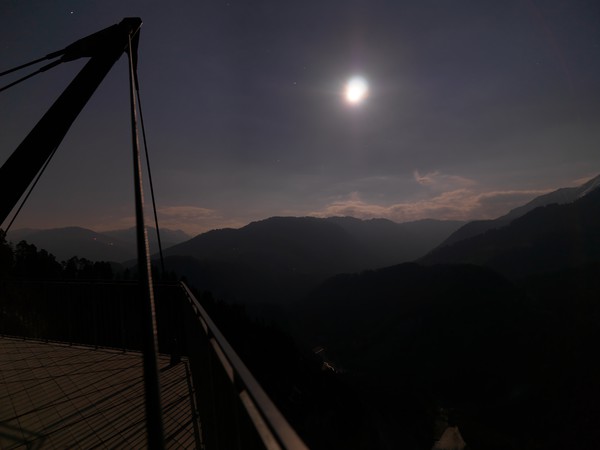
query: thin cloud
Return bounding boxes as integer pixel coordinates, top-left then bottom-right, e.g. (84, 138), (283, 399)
(311, 188), (551, 223)
(571, 174), (596, 187)
(413, 170), (476, 191)
(158, 206), (218, 221)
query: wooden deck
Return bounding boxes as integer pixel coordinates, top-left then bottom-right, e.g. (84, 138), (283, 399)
(0, 337), (200, 449)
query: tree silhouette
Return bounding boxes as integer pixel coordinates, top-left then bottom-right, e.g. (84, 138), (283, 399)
(13, 241), (62, 279)
(0, 232), (116, 280)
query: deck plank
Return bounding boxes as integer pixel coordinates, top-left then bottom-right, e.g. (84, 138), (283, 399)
(0, 337), (199, 449)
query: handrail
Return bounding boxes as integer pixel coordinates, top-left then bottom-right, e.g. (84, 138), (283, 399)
(179, 282), (309, 450)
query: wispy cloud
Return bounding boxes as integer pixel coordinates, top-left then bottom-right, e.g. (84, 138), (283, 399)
(158, 206), (219, 221)
(311, 172), (551, 223)
(571, 174), (597, 187)
(92, 172), (556, 234)
(413, 170), (476, 191)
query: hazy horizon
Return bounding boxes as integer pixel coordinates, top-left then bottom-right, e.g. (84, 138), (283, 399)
(6, 171), (597, 236)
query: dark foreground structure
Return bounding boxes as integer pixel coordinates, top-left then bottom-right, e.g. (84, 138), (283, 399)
(0, 281), (308, 449)
(0, 17), (308, 449)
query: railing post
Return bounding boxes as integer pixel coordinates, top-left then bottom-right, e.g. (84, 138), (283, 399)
(169, 286), (182, 366)
(127, 30), (165, 449)
(182, 297), (211, 448)
(93, 285), (98, 349)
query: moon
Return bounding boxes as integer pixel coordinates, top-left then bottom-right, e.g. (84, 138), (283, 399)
(344, 76), (369, 105)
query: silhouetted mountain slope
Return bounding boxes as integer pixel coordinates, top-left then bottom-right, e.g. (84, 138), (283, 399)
(7, 226), (190, 263)
(161, 216), (464, 303)
(437, 218), (501, 248)
(292, 263), (529, 449)
(502, 173), (600, 223)
(439, 173), (600, 247)
(165, 217), (365, 273)
(296, 263), (515, 368)
(161, 218), (364, 303)
(292, 261), (600, 449)
(325, 217), (464, 267)
(420, 187), (600, 279)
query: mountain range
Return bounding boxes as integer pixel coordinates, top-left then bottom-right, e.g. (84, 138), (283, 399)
(8, 174), (600, 306)
(439, 173), (600, 247)
(421, 183), (600, 279)
(288, 175), (600, 449)
(160, 216), (464, 303)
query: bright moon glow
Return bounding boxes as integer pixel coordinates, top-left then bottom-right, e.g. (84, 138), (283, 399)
(344, 76), (369, 104)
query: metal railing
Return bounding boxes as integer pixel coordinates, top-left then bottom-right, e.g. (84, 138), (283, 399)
(0, 280), (308, 450)
(179, 282), (308, 450)
(0, 280), (179, 353)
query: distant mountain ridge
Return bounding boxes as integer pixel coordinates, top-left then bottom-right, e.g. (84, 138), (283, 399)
(165, 216), (464, 268)
(439, 174), (600, 248)
(161, 216), (465, 303)
(421, 186), (600, 279)
(6, 226), (190, 262)
(325, 216), (465, 267)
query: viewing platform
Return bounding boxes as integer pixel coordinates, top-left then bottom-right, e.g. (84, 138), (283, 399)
(0, 281), (308, 449)
(0, 337), (198, 448)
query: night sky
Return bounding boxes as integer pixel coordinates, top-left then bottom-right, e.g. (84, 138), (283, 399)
(1, 1), (599, 235)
